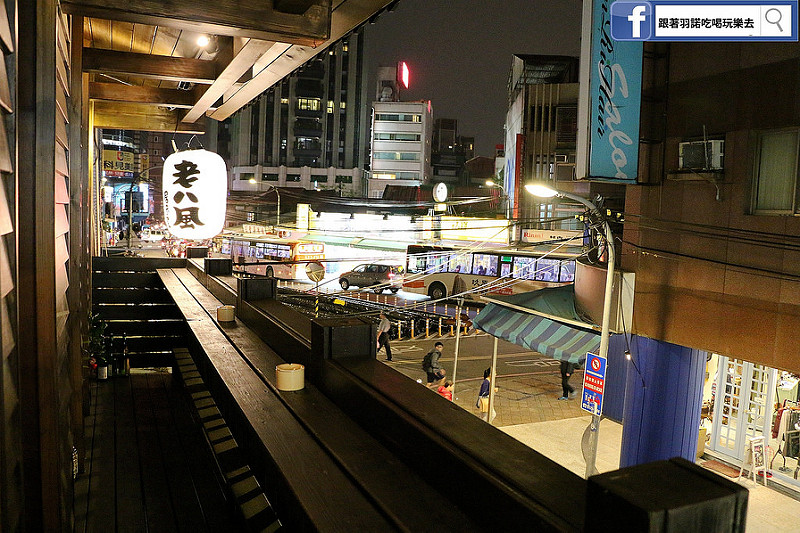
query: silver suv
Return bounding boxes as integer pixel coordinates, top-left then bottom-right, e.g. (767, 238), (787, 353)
(339, 264), (404, 293)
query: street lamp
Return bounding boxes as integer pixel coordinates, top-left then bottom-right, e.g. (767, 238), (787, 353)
(265, 185), (281, 227)
(484, 180), (511, 221)
(525, 181), (615, 479)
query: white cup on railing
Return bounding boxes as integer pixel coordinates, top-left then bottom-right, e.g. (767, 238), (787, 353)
(276, 363), (305, 391)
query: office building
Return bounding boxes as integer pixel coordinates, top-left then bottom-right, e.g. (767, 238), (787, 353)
(225, 30), (369, 198)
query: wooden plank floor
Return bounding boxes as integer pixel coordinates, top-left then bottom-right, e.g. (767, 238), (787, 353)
(73, 371), (240, 533)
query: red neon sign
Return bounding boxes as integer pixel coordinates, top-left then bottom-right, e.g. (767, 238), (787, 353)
(397, 61), (410, 89)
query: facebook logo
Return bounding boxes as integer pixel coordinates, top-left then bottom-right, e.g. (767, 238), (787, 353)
(611, 1), (652, 41)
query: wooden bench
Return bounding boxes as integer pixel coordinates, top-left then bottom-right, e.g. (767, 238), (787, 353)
(173, 347), (281, 532)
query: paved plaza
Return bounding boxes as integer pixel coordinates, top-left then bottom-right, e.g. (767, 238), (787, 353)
(384, 335), (800, 533)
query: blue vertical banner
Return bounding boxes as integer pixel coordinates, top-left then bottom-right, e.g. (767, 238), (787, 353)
(588, 0), (643, 181)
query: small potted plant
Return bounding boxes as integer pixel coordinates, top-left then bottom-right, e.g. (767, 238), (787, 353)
(85, 312), (109, 380)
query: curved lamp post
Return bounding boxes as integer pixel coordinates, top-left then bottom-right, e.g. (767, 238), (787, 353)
(249, 180), (282, 227)
(484, 180), (512, 221)
(525, 182), (615, 479)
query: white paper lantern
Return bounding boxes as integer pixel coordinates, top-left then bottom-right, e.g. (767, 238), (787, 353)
(163, 149), (227, 240)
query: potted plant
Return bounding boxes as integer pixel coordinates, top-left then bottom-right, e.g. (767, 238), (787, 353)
(85, 312), (109, 380)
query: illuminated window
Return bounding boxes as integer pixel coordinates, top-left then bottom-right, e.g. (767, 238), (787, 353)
(374, 113), (422, 122)
(753, 129), (800, 214)
(327, 100), (334, 114)
(297, 98), (320, 111)
(340, 101), (346, 110)
(373, 173), (396, 180)
(281, 98), (289, 105)
(342, 43), (349, 52)
(374, 133), (420, 142)
(373, 152), (420, 161)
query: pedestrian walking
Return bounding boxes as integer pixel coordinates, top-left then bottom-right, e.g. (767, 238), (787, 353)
(376, 311), (392, 361)
(422, 341), (445, 387)
(477, 367), (497, 422)
(558, 360), (577, 400)
(437, 381), (454, 401)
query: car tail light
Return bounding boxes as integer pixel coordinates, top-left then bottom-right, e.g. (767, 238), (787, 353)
(388, 272), (394, 279)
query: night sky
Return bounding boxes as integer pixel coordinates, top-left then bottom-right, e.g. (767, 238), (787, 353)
(363, 0), (583, 157)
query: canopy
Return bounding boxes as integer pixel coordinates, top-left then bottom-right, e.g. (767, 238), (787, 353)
(472, 285), (601, 364)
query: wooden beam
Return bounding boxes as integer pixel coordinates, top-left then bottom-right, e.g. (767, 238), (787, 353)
(92, 101), (206, 134)
(83, 48), (217, 84)
(182, 39), (274, 124)
(61, 0), (331, 46)
(89, 82), (200, 109)
(210, 0), (393, 121)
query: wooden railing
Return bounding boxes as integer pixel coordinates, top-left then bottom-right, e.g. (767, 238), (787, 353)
(101, 257), (747, 532)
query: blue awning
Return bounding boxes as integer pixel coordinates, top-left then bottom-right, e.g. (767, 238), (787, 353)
(472, 302), (600, 364)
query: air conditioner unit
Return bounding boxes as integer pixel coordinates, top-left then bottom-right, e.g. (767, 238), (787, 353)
(679, 140), (724, 170)
(555, 163), (575, 181)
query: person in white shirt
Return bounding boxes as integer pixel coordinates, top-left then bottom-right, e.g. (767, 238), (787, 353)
(377, 311), (392, 361)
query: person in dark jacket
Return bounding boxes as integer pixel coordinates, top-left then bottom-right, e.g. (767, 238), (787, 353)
(423, 341), (445, 387)
(558, 360), (577, 400)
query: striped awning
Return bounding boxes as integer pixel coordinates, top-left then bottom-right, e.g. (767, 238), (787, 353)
(472, 303), (600, 364)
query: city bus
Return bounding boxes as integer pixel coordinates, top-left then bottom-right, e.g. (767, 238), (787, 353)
(402, 244), (579, 300)
(227, 237), (325, 279)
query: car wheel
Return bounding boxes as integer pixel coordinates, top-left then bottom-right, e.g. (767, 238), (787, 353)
(390, 288), (399, 294)
(373, 287), (383, 294)
(339, 278), (350, 290)
(429, 282), (446, 300)
(266, 266), (274, 278)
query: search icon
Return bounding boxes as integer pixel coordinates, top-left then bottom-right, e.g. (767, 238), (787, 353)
(765, 7), (784, 32)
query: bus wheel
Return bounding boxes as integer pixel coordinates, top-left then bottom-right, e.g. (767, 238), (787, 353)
(429, 282), (446, 300)
(339, 278), (350, 290)
(266, 266), (274, 278)
(390, 288), (399, 294)
(373, 287), (383, 294)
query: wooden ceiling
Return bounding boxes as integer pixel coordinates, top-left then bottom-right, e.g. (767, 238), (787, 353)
(63, 0), (395, 134)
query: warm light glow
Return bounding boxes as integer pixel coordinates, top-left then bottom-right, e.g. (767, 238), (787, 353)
(434, 203), (447, 212)
(197, 35), (210, 47)
(524, 183), (559, 198)
(163, 149), (227, 240)
(485, 180), (496, 187)
(249, 178), (257, 184)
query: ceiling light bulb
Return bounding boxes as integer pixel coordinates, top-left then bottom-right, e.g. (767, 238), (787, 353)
(197, 35), (210, 48)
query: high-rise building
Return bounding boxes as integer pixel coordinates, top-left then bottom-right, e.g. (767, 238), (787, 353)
(225, 30), (369, 198)
(430, 118), (475, 185)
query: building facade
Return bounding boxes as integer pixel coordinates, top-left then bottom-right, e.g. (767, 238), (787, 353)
(619, 41), (800, 483)
(225, 30), (369, 199)
(503, 55), (585, 237)
(430, 118), (475, 186)
(368, 100), (433, 198)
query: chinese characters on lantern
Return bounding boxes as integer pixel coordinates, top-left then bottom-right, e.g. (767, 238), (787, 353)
(163, 149), (227, 240)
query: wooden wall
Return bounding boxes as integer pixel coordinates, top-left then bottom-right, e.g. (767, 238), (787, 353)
(0, 1), (19, 531)
(0, 1), (86, 530)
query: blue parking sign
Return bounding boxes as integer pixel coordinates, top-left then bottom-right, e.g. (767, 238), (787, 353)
(581, 352), (607, 415)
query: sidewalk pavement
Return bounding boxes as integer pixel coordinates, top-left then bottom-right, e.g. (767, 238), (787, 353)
(383, 347), (800, 533)
(499, 416), (800, 533)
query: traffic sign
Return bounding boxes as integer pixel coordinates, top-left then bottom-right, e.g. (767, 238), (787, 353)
(581, 352), (607, 416)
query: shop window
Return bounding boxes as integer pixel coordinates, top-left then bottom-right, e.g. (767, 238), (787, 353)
(753, 129), (800, 214)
